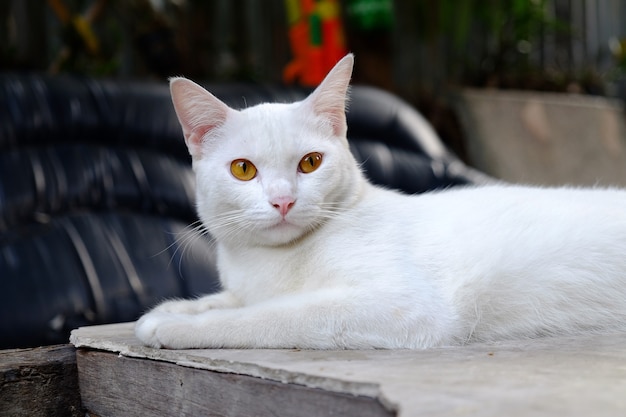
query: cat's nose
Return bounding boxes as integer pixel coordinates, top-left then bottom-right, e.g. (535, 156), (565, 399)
(271, 196), (296, 217)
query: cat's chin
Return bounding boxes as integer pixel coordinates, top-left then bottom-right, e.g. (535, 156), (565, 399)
(259, 220), (312, 247)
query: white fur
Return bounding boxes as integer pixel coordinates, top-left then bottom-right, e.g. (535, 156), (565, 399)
(136, 54), (626, 349)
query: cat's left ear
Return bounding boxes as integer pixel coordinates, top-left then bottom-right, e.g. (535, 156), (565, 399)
(303, 53), (354, 137)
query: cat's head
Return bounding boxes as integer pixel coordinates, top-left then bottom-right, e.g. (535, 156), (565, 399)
(169, 54), (364, 247)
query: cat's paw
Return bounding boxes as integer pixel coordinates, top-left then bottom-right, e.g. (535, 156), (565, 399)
(135, 311), (185, 349)
(151, 292), (240, 315)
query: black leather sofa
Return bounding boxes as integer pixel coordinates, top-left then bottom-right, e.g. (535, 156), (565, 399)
(0, 74), (488, 349)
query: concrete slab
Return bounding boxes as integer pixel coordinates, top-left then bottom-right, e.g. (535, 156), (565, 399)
(71, 323), (626, 416)
(455, 89), (626, 186)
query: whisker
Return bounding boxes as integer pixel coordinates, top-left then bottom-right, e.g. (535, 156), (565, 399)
(204, 208), (263, 248)
(171, 202), (358, 255)
(153, 220), (206, 258)
(167, 223), (212, 271)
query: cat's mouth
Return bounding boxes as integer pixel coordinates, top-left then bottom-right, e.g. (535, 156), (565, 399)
(256, 217), (311, 246)
(270, 217), (296, 228)
(265, 215), (308, 235)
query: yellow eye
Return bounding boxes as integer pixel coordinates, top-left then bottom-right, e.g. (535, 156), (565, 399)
(230, 159), (257, 181)
(298, 152), (323, 174)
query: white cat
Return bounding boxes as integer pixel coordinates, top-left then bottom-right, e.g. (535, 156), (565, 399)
(136, 54), (626, 349)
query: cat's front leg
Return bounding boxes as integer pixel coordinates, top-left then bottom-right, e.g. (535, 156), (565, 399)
(149, 291), (240, 315)
(135, 287), (454, 349)
(136, 291), (241, 348)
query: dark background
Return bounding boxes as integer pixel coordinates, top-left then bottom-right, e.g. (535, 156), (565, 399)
(3, 0), (626, 159)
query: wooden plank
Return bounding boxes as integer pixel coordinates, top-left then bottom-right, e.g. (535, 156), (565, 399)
(76, 348), (394, 417)
(0, 344), (83, 417)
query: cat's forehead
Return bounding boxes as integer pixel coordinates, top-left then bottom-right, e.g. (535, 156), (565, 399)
(211, 100), (337, 166)
(238, 101), (301, 122)
(224, 102), (312, 150)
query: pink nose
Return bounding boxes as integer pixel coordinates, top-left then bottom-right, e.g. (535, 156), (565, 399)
(271, 196), (296, 217)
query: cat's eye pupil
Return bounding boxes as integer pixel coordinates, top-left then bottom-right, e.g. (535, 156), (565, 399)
(299, 152), (322, 174)
(231, 159), (257, 181)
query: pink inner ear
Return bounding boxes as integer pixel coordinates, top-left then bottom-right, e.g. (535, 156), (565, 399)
(323, 105), (347, 137)
(306, 54), (353, 137)
(183, 124), (217, 155)
(184, 117), (227, 158)
(170, 77), (231, 158)
(308, 89), (349, 137)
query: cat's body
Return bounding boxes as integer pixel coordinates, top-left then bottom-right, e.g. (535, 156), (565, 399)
(136, 54), (626, 349)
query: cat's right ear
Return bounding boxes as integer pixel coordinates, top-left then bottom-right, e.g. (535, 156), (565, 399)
(169, 77), (232, 158)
